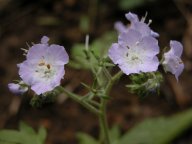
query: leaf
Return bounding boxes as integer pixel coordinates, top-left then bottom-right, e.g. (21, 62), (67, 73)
(38, 127), (47, 143)
(77, 133), (98, 144)
(109, 125), (121, 144)
(0, 130), (23, 143)
(19, 121), (36, 135)
(69, 31), (116, 70)
(0, 122), (46, 144)
(120, 109), (192, 144)
(69, 44), (93, 69)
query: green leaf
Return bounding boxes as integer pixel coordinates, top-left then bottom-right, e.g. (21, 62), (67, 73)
(0, 122), (46, 144)
(77, 133), (98, 144)
(19, 122), (36, 135)
(120, 109), (192, 144)
(69, 43), (93, 69)
(109, 125), (121, 144)
(38, 127), (47, 143)
(69, 31), (117, 70)
(0, 130), (23, 143)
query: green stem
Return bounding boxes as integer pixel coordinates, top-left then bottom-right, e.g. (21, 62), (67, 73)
(57, 86), (101, 116)
(99, 99), (110, 144)
(99, 71), (123, 144)
(106, 71), (123, 95)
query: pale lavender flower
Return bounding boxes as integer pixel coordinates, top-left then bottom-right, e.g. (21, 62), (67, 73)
(8, 81), (28, 95)
(125, 12), (159, 38)
(108, 29), (159, 75)
(162, 40), (184, 81)
(114, 21), (127, 33)
(18, 36), (69, 95)
(114, 12), (159, 38)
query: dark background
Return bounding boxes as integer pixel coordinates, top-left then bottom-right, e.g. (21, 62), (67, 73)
(0, 0), (192, 143)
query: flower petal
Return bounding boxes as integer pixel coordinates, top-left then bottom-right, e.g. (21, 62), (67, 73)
(114, 21), (127, 33)
(170, 40), (183, 57)
(108, 43), (128, 65)
(46, 44), (69, 65)
(118, 29), (142, 48)
(138, 36), (159, 56)
(125, 12), (139, 23)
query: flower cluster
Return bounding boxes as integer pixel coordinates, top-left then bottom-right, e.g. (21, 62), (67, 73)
(9, 36), (69, 95)
(110, 12), (184, 82)
(8, 12), (184, 99)
(110, 12), (160, 75)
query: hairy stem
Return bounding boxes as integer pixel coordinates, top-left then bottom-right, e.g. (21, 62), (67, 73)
(57, 86), (101, 116)
(99, 71), (123, 144)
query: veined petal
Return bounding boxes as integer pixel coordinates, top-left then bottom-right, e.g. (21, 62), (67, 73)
(170, 40), (183, 57)
(162, 41), (184, 81)
(114, 21), (128, 33)
(118, 29), (142, 48)
(140, 56), (159, 72)
(46, 44), (69, 65)
(125, 12), (139, 23)
(138, 36), (159, 56)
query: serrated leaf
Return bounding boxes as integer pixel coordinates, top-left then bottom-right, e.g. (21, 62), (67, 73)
(77, 133), (98, 144)
(120, 109), (192, 144)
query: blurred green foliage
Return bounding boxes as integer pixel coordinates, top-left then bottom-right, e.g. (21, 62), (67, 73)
(77, 125), (121, 144)
(69, 31), (117, 70)
(79, 15), (90, 33)
(119, 0), (157, 10)
(0, 122), (46, 144)
(77, 109), (192, 144)
(120, 109), (192, 144)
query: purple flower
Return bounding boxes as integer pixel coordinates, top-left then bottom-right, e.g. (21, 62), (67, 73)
(114, 21), (128, 34)
(18, 36), (69, 95)
(162, 40), (184, 81)
(114, 12), (159, 38)
(108, 29), (159, 75)
(8, 82), (28, 95)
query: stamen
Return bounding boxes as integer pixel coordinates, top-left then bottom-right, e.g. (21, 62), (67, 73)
(47, 64), (51, 69)
(148, 19), (152, 26)
(38, 62), (45, 66)
(141, 12), (148, 22)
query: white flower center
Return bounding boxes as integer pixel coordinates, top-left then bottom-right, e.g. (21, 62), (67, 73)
(125, 48), (143, 65)
(34, 58), (55, 81)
